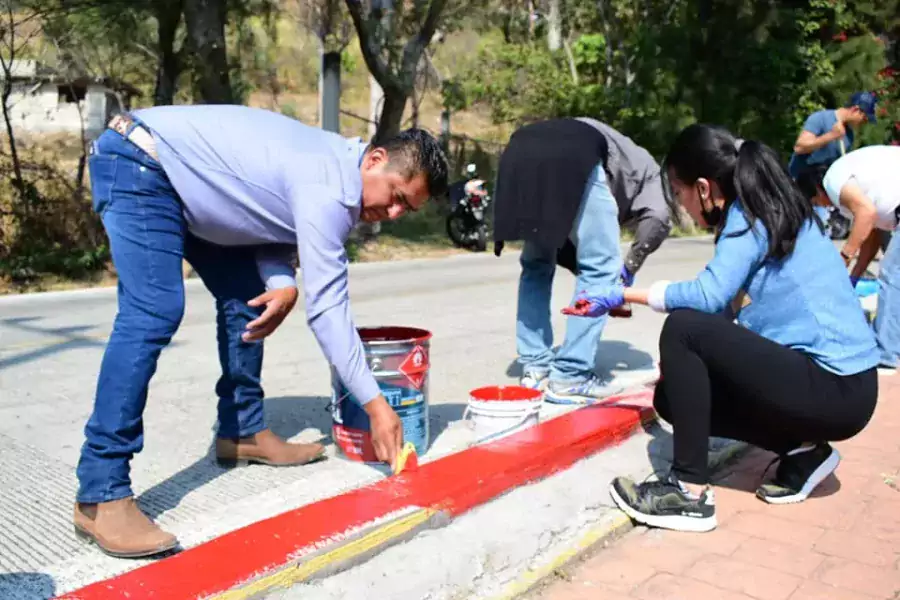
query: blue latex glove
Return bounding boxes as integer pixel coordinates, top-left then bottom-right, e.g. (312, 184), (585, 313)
(620, 265), (635, 288)
(562, 285), (626, 317)
(849, 275), (859, 288)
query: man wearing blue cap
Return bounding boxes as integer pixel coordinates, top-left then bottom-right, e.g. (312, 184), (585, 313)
(787, 91), (878, 179)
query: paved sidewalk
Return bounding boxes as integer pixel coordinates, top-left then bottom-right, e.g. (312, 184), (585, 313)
(533, 374), (900, 600)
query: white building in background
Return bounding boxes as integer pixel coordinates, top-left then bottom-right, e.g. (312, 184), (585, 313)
(0, 60), (140, 139)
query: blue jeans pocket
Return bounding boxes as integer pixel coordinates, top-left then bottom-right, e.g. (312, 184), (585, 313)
(88, 154), (118, 215)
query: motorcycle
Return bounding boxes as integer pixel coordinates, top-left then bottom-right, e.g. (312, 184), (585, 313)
(446, 164), (490, 252)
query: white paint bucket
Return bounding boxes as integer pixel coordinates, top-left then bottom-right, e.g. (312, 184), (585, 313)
(464, 385), (543, 444)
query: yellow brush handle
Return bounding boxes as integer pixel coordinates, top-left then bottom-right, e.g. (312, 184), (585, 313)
(393, 441), (418, 475)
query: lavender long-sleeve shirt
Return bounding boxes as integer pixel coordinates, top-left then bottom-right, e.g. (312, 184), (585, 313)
(133, 105), (380, 405)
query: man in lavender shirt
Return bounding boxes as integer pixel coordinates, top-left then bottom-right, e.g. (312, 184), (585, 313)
(74, 105), (448, 558)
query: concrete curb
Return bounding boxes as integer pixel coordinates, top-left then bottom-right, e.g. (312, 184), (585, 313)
(488, 439), (750, 600)
(215, 507), (451, 600)
(56, 387), (657, 600)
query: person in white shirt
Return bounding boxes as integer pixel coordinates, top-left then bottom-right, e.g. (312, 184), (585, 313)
(798, 145), (900, 368)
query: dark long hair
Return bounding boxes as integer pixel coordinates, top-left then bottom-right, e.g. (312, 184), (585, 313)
(795, 162), (830, 202)
(662, 124), (820, 260)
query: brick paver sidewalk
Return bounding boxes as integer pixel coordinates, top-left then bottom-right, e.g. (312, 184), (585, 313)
(534, 375), (900, 600)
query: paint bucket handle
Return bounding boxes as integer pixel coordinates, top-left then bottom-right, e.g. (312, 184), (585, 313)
(330, 389), (353, 411)
(463, 404), (541, 444)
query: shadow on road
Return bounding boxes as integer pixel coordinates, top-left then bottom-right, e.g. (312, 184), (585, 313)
(429, 403), (468, 442)
(505, 339), (655, 381)
(0, 572), (56, 600)
(0, 317), (105, 370)
(137, 395), (331, 520)
(0, 316), (182, 370)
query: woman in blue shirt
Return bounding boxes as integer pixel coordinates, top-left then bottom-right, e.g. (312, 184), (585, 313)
(565, 124), (879, 532)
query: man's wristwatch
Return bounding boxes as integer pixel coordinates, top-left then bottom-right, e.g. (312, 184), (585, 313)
(840, 249), (853, 263)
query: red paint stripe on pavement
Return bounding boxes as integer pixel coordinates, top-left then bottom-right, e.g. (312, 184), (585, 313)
(57, 388), (654, 600)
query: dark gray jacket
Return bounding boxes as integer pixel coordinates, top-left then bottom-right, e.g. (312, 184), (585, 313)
(572, 118), (671, 274)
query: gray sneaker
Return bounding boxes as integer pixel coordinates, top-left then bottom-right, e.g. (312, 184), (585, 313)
(520, 370), (549, 391)
(544, 375), (624, 404)
(610, 472), (717, 533)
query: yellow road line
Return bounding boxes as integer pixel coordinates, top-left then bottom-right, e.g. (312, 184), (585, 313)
(214, 507), (438, 600)
(487, 513), (633, 600)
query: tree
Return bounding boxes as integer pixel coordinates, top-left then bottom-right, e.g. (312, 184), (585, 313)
(183, 0), (232, 103)
(37, 0), (186, 106)
(296, 0), (353, 131)
(0, 0), (45, 202)
(152, 0), (187, 105)
(345, 0), (447, 142)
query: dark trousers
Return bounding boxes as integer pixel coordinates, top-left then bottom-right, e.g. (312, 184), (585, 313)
(655, 309), (877, 484)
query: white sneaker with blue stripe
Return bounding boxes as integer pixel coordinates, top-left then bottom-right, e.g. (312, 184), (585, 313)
(545, 375), (624, 404)
(520, 370), (549, 391)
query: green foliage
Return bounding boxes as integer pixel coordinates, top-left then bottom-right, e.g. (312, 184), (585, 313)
(340, 49), (357, 74)
(344, 238), (361, 262)
(378, 201), (450, 245)
(0, 138), (110, 284)
(39, 2), (156, 96)
(452, 0), (898, 162)
(1, 243), (109, 282)
(452, 39), (577, 124)
(280, 100), (299, 120)
(570, 33), (605, 74)
(4, 0), (899, 284)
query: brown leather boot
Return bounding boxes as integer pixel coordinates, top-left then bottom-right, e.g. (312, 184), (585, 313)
(215, 428), (326, 468)
(74, 498), (178, 558)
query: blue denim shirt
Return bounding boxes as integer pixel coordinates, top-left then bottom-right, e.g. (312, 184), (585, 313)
(787, 110), (854, 179)
(664, 203), (879, 376)
(133, 105), (381, 405)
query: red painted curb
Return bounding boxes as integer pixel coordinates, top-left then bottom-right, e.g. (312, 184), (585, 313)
(57, 387), (655, 600)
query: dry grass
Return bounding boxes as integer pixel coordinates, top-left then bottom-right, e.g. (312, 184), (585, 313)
(245, 27), (512, 145)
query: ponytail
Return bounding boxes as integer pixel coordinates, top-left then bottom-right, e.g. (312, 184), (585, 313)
(795, 162), (830, 202)
(732, 141), (816, 259)
(664, 124), (819, 262)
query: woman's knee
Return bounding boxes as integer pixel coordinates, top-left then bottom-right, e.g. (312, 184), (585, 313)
(652, 383), (672, 423)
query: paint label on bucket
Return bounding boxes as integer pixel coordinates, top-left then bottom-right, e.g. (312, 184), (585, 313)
(332, 381), (429, 461)
(398, 345), (428, 389)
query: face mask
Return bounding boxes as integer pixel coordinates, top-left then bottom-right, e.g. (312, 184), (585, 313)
(701, 206), (722, 228)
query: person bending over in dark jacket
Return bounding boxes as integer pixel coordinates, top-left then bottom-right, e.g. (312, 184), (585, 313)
(493, 118), (671, 404)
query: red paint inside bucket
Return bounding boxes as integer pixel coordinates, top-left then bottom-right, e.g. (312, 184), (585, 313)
(470, 385), (543, 402)
(358, 326), (433, 344)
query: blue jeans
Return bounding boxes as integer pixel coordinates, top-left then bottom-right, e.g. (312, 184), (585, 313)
(876, 225), (900, 368)
(76, 129), (268, 504)
(515, 163), (621, 382)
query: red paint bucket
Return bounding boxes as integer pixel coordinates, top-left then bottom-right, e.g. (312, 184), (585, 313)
(465, 385), (543, 444)
(331, 326), (432, 462)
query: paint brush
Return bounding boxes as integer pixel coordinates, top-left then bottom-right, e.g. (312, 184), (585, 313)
(393, 441), (419, 475)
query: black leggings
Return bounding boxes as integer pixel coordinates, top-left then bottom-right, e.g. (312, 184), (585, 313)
(655, 309), (878, 484)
